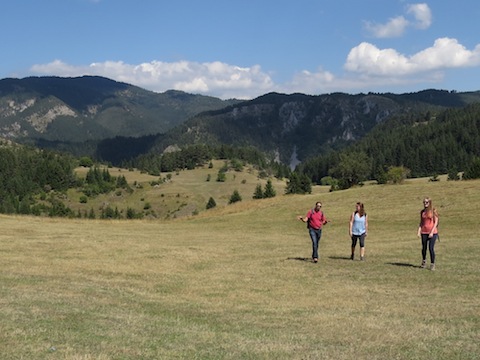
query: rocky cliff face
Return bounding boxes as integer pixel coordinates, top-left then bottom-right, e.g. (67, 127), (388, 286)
(0, 76), (238, 142)
(172, 92), (409, 164)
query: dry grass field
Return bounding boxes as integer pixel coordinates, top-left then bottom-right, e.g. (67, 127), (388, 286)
(0, 172), (478, 359)
(70, 160), (287, 219)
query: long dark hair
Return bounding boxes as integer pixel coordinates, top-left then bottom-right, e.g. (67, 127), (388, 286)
(356, 202), (365, 217)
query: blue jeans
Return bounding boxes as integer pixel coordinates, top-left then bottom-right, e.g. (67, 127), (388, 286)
(421, 234), (438, 263)
(308, 227), (323, 259)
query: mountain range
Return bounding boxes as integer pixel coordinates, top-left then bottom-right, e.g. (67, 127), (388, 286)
(0, 76), (238, 142)
(1, 75), (480, 167)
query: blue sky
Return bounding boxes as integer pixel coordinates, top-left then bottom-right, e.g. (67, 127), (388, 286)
(1, 0), (479, 99)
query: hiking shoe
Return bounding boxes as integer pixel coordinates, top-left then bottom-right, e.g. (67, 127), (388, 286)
(430, 264), (435, 271)
(420, 260), (426, 268)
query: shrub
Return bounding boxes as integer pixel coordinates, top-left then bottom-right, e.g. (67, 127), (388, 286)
(206, 197), (217, 210)
(229, 190), (242, 204)
(216, 171), (226, 182)
(387, 166), (410, 184)
(447, 169), (460, 181)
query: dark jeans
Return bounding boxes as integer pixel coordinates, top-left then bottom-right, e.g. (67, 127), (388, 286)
(308, 227), (323, 259)
(351, 233), (366, 248)
(421, 233), (438, 263)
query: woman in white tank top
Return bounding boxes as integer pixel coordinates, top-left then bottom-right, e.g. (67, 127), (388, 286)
(349, 202), (368, 261)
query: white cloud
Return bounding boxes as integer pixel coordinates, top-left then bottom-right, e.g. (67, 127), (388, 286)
(345, 42), (413, 75)
(407, 3), (432, 29)
(285, 68), (336, 94)
(345, 38), (480, 77)
(30, 60), (275, 99)
(365, 3), (432, 38)
(28, 38), (480, 99)
(411, 38), (480, 68)
(364, 16), (409, 38)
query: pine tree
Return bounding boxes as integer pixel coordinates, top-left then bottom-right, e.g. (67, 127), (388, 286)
(463, 157), (480, 179)
(252, 184), (264, 199)
(206, 197), (217, 209)
(228, 190), (242, 204)
(263, 179), (276, 198)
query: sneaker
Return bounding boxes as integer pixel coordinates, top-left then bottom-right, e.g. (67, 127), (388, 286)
(430, 263), (435, 271)
(350, 254), (354, 260)
(360, 256), (364, 261)
(420, 260), (426, 268)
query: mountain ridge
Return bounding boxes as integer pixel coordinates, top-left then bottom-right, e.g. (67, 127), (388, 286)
(152, 89), (480, 167)
(1, 76), (480, 166)
(0, 75), (239, 142)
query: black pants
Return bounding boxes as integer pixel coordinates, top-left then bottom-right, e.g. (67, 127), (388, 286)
(421, 234), (438, 263)
(351, 233), (365, 248)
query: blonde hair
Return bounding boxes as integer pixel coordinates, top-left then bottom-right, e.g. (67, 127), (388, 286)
(423, 197), (439, 218)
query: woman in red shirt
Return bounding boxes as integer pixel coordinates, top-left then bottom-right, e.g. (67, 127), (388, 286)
(417, 197), (439, 271)
(298, 202), (329, 263)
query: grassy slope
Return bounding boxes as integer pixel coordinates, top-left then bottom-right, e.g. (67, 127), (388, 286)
(0, 175), (478, 359)
(70, 160), (287, 219)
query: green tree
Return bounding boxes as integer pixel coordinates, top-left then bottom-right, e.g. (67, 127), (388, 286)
(216, 171), (227, 182)
(263, 179), (276, 198)
(285, 173), (311, 194)
(206, 197), (217, 209)
(78, 156), (94, 167)
(228, 190), (242, 204)
(126, 207), (137, 219)
(447, 168), (460, 181)
(387, 166), (411, 184)
(374, 166), (388, 185)
(463, 157), (480, 180)
(329, 152), (370, 189)
(252, 184), (264, 199)
(116, 175), (129, 189)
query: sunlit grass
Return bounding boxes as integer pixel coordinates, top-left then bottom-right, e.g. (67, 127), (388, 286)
(0, 176), (479, 359)
(71, 160), (287, 219)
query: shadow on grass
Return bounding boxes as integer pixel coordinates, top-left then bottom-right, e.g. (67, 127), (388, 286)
(287, 257), (312, 262)
(387, 262), (419, 268)
(328, 256), (351, 261)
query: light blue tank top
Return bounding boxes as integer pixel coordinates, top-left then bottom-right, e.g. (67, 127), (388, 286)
(352, 212), (366, 235)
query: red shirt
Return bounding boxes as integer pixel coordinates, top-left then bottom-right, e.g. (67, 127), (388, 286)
(420, 210), (438, 234)
(306, 209), (327, 230)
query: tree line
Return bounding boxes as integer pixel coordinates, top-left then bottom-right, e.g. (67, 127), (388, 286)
(0, 144), (77, 214)
(0, 144), (135, 217)
(1, 101), (479, 217)
(296, 103), (480, 188)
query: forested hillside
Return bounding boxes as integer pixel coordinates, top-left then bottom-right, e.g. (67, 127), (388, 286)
(297, 103), (480, 185)
(0, 142), (77, 214)
(137, 90), (480, 168)
(0, 76), (239, 142)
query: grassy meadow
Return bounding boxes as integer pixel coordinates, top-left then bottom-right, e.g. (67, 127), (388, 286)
(70, 160), (288, 219)
(0, 172), (479, 359)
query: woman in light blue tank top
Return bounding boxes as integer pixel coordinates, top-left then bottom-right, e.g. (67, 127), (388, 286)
(349, 202), (368, 260)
